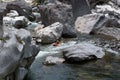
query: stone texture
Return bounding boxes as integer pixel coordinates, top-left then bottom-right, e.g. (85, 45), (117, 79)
(39, 1), (77, 38)
(6, 0), (35, 21)
(43, 56), (65, 65)
(71, 0), (91, 20)
(13, 16), (28, 29)
(0, 27), (39, 79)
(75, 13), (108, 34)
(3, 16), (28, 28)
(62, 42), (105, 63)
(95, 27), (120, 40)
(36, 22), (63, 44)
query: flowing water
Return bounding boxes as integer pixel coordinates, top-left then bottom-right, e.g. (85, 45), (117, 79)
(25, 34), (120, 80)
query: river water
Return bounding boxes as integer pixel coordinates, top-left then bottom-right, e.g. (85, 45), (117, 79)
(25, 34), (120, 80)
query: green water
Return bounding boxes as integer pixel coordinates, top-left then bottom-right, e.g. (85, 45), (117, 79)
(25, 34), (120, 80)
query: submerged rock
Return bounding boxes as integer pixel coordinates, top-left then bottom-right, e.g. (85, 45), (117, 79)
(36, 22), (63, 44)
(62, 42), (105, 63)
(43, 56), (65, 65)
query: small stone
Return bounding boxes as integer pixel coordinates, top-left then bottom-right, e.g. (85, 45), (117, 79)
(43, 56), (65, 65)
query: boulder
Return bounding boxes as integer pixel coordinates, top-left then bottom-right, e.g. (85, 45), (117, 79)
(15, 67), (28, 80)
(3, 16), (13, 27)
(0, 27), (39, 79)
(6, 10), (19, 17)
(3, 16), (28, 28)
(39, 1), (77, 38)
(13, 16), (28, 29)
(75, 13), (108, 34)
(6, 0), (35, 21)
(0, 29), (24, 77)
(95, 27), (120, 40)
(36, 22), (63, 44)
(62, 42), (105, 63)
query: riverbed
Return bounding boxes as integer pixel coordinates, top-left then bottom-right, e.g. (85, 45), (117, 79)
(25, 34), (120, 80)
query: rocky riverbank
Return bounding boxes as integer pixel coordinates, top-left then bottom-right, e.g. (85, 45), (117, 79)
(0, 0), (120, 80)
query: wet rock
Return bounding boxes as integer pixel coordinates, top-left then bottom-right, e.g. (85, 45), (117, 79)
(27, 22), (39, 30)
(43, 56), (65, 65)
(75, 13), (108, 34)
(0, 29), (24, 77)
(3, 16), (28, 28)
(6, 0), (35, 21)
(36, 22), (63, 44)
(13, 16), (28, 29)
(3, 16), (13, 27)
(0, 46), (22, 77)
(32, 12), (41, 22)
(71, 0), (91, 20)
(0, 27), (39, 79)
(62, 24), (77, 38)
(39, 1), (77, 38)
(15, 67), (28, 80)
(94, 4), (120, 15)
(6, 10), (19, 17)
(62, 42), (105, 63)
(95, 27), (120, 40)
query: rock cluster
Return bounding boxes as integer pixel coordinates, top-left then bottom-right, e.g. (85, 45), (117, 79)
(0, 0), (39, 80)
(39, 0), (77, 38)
(75, 0), (120, 40)
(1, 0), (120, 79)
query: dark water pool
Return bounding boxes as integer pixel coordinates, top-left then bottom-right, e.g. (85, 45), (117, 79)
(25, 53), (120, 80)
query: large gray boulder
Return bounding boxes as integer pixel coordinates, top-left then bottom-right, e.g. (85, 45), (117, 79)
(0, 27), (39, 79)
(75, 13), (108, 34)
(62, 42), (105, 63)
(36, 22), (63, 44)
(39, 1), (77, 38)
(0, 28), (24, 77)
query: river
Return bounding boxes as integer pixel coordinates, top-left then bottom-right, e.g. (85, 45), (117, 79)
(25, 34), (120, 80)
